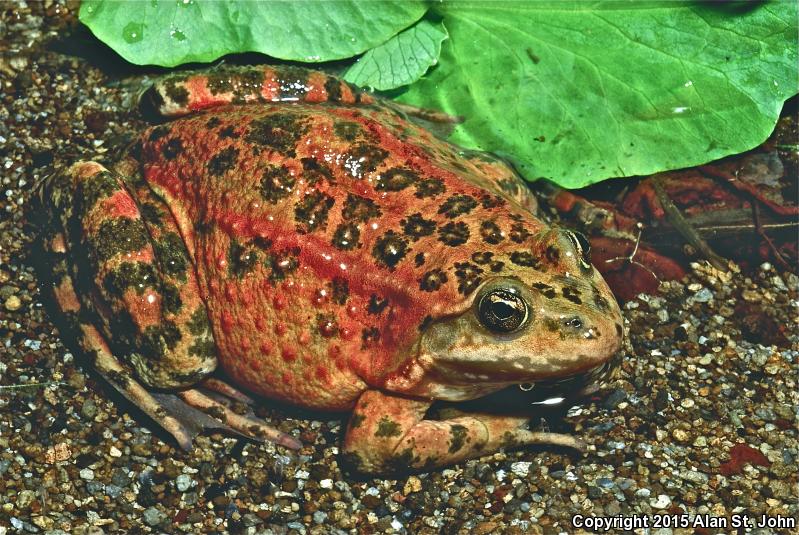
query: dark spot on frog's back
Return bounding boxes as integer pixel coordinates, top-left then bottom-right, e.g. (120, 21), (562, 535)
(228, 239), (259, 278)
(334, 121), (363, 142)
(454, 262), (483, 295)
(510, 222), (531, 243)
(188, 306), (211, 336)
(367, 294), (389, 315)
(438, 221), (470, 247)
(563, 286), (582, 305)
(148, 125), (170, 143)
(324, 76), (343, 101)
(78, 171), (117, 212)
(471, 251), (493, 265)
(377, 168), (417, 192)
(301, 157), (334, 185)
(219, 125), (239, 139)
(414, 178), (446, 199)
(419, 269), (447, 292)
(438, 194), (478, 218)
(260, 165), (295, 204)
(330, 277), (349, 305)
(91, 218), (149, 262)
(593, 286), (612, 312)
(346, 143), (388, 177)
(480, 220), (504, 245)
(401, 213), (436, 240)
(372, 231), (409, 269)
(510, 251), (541, 269)
(294, 191), (335, 233)
(332, 223), (360, 251)
(361, 327), (380, 348)
(481, 194), (505, 209)
(103, 261), (156, 296)
(205, 117), (222, 129)
(162, 138), (183, 160)
(160, 282), (183, 315)
(245, 113), (307, 157)
(140, 202), (165, 227)
(532, 282), (557, 299)
(207, 146), (239, 176)
(154, 232), (189, 281)
(342, 193), (380, 222)
(140, 321), (182, 358)
(546, 245), (561, 263)
(267, 247), (300, 283)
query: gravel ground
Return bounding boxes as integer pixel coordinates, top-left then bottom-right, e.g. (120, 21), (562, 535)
(1, 3), (797, 534)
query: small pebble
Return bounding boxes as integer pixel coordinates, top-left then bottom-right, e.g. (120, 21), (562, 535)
(142, 507), (165, 527)
(650, 494), (671, 509)
(176, 474), (193, 492)
(510, 462), (531, 478)
(403, 476), (422, 495)
(79, 468), (95, 481)
(4, 295), (21, 311)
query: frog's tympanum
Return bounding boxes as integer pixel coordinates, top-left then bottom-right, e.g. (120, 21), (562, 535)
(36, 67), (623, 473)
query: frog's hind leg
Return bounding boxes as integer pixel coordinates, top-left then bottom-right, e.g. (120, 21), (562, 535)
(146, 65), (375, 118)
(42, 162), (299, 450)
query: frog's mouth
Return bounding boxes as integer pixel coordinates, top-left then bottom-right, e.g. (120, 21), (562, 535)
(516, 351), (620, 405)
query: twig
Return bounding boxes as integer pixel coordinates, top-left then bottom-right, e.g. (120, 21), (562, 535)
(753, 202), (792, 271)
(604, 224), (661, 287)
(0, 381), (65, 391)
(699, 165), (799, 217)
(387, 101), (464, 124)
(651, 176), (728, 271)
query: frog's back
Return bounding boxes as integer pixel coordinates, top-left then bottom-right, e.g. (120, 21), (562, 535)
(131, 103), (547, 409)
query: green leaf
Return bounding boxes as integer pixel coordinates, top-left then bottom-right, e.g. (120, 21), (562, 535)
(398, 1), (799, 188)
(79, 0), (427, 67)
(344, 19), (448, 90)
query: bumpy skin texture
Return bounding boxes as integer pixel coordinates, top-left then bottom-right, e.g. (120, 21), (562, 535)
(39, 66), (624, 473)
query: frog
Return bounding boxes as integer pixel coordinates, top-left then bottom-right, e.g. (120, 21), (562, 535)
(34, 65), (624, 474)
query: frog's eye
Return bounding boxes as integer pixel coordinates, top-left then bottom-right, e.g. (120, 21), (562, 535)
(477, 288), (528, 333)
(566, 231), (592, 270)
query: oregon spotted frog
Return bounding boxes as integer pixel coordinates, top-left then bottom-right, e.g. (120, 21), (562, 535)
(36, 66), (623, 473)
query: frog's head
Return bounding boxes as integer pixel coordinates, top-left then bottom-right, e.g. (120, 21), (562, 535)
(404, 227), (623, 401)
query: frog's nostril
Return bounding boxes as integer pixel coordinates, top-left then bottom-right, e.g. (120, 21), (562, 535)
(563, 317), (583, 329)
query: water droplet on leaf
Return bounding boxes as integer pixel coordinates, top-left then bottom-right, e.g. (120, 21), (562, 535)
(122, 22), (144, 44)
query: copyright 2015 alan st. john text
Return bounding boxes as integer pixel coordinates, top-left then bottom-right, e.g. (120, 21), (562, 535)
(572, 513), (796, 531)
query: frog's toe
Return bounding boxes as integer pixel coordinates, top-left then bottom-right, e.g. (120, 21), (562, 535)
(178, 388), (302, 450)
(197, 377), (256, 405)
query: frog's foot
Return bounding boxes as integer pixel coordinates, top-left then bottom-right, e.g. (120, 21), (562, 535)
(342, 390), (584, 474)
(146, 65), (374, 118)
(178, 388), (301, 449)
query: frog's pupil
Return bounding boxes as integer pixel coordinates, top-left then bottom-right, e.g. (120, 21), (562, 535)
(491, 299), (516, 320)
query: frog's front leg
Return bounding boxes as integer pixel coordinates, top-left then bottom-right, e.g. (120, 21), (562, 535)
(342, 390), (584, 474)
